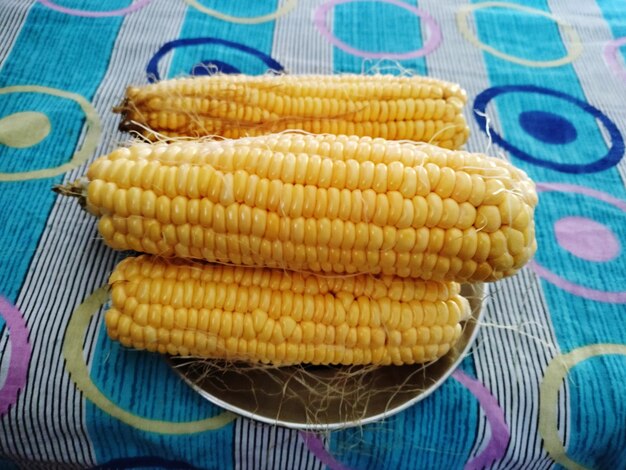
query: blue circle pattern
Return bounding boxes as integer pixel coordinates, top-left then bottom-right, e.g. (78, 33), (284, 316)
(474, 85), (624, 174)
(519, 110), (577, 145)
(146, 37), (284, 83)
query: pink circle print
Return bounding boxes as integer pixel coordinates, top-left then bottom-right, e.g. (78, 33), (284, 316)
(531, 183), (626, 304)
(38, 0), (152, 18)
(554, 216), (620, 262)
(314, 0), (442, 59)
(0, 297), (32, 416)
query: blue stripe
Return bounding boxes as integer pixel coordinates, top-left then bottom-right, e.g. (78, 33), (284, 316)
(0, 2), (129, 301)
(87, 3), (280, 467)
(566, 355), (626, 469)
(332, 0), (426, 74)
(470, 1), (626, 464)
(533, 188), (625, 306)
(86, 325), (234, 468)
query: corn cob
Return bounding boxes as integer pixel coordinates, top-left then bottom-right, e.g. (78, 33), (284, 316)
(106, 255), (471, 366)
(83, 133), (537, 283)
(117, 74), (470, 150)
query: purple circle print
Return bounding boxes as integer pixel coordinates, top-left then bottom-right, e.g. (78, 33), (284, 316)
(554, 216), (620, 262)
(531, 183), (626, 304)
(314, 0), (442, 60)
(0, 297), (32, 416)
(38, 0), (152, 18)
(603, 37), (626, 83)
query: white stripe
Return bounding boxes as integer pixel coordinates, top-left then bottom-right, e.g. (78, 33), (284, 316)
(234, 418), (324, 470)
(0, 0), (188, 465)
(0, 0), (35, 69)
(272, 0), (333, 74)
(475, 269), (561, 469)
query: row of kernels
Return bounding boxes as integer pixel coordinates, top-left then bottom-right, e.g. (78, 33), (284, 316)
(114, 284), (463, 330)
(102, 210), (524, 265)
(102, 141), (528, 205)
(96, 152), (425, 200)
(102, 221), (530, 282)
(109, 309), (461, 360)
(232, 153), (420, 196)
(88, 161), (223, 204)
(297, 118), (455, 147)
(113, 295), (468, 343)
(111, 304), (461, 350)
(244, 95), (458, 122)
(328, 276), (454, 302)
(264, 134), (426, 166)
(144, 111), (188, 131)
(181, 97), (274, 123)
(231, 77), (445, 100)
(278, 76), (450, 99)
(95, 182), (507, 238)
(112, 322), (457, 366)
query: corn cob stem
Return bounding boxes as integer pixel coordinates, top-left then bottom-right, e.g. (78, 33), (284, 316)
(106, 255), (471, 366)
(52, 177), (90, 209)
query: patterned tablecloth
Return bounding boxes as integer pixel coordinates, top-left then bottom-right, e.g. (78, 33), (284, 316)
(0, 1), (625, 469)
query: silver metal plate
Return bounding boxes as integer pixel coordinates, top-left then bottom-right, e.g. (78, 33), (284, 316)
(168, 283), (485, 430)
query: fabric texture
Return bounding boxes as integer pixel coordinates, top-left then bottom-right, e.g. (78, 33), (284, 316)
(0, 1), (625, 468)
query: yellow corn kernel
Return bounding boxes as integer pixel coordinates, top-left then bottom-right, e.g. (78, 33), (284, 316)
(104, 255), (472, 366)
(84, 134), (537, 283)
(119, 74), (469, 149)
